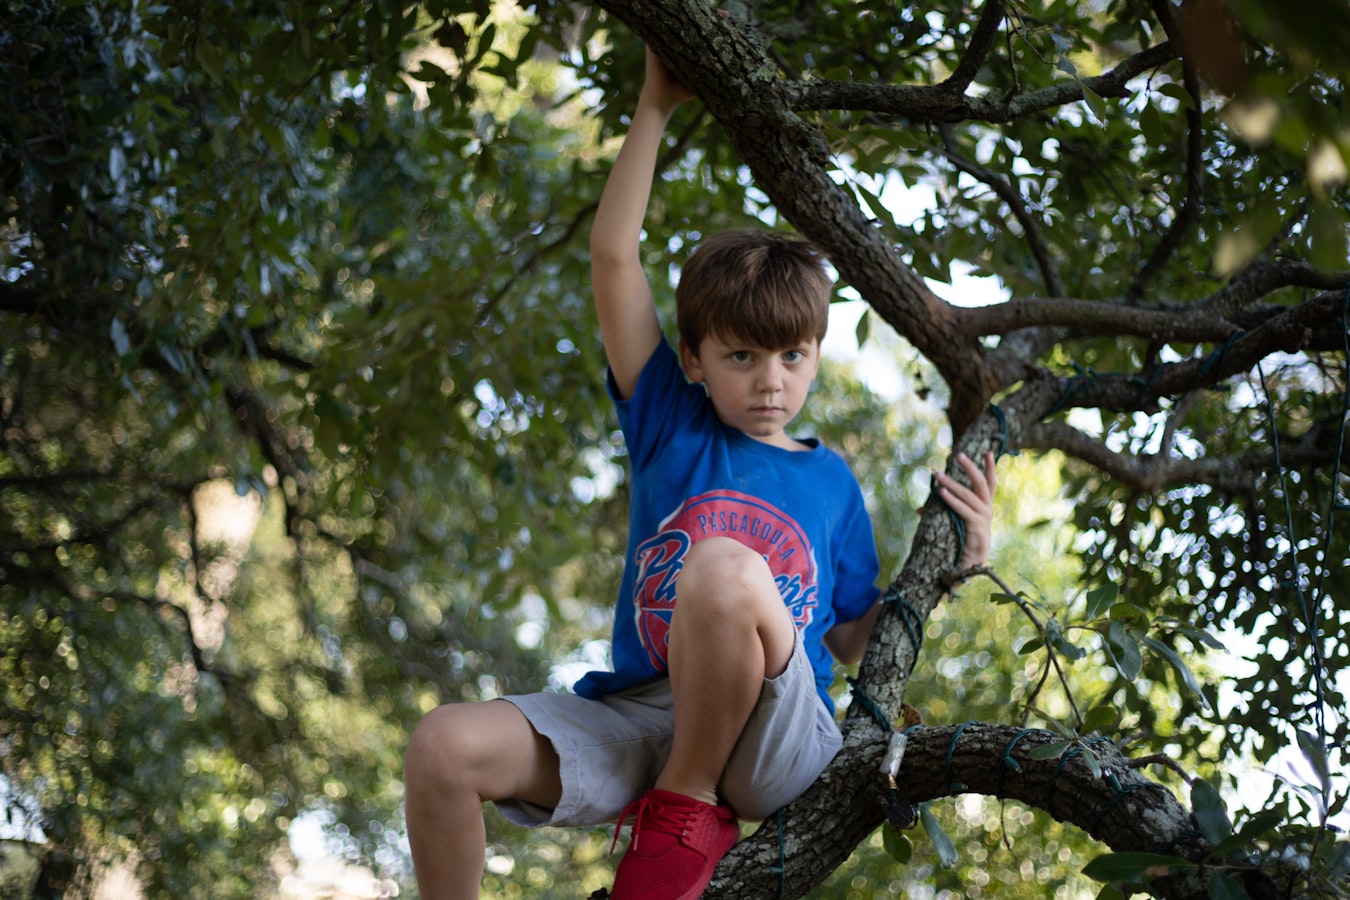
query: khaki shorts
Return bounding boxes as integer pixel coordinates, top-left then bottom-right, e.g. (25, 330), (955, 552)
(496, 635), (841, 826)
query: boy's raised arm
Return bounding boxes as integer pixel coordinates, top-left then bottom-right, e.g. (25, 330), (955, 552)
(590, 50), (693, 400)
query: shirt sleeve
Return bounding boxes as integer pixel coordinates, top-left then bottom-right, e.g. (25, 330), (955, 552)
(831, 477), (883, 623)
(609, 339), (705, 473)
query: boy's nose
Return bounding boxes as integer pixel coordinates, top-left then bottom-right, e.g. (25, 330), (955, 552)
(756, 363), (784, 391)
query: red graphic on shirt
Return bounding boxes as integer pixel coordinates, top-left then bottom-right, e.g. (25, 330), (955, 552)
(631, 490), (819, 671)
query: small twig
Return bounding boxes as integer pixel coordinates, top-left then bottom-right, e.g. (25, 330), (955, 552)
(937, 123), (1063, 297)
(961, 565), (1084, 729)
(1126, 752), (1195, 783)
(1127, 0), (1206, 301)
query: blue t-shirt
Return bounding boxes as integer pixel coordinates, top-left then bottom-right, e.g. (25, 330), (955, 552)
(573, 340), (881, 712)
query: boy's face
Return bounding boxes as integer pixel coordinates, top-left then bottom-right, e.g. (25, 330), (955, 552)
(680, 332), (821, 450)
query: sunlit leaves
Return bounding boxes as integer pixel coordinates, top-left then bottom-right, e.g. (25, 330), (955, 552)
(2, 0), (607, 894)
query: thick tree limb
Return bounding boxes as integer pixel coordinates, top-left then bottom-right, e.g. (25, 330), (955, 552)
(961, 275), (1346, 346)
(1022, 418), (1350, 494)
(1203, 257), (1346, 317)
(704, 723), (1217, 900)
(1019, 291), (1346, 415)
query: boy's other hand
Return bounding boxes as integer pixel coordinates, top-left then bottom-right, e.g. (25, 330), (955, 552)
(934, 451), (997, 571)
(642, 47), (694, 110)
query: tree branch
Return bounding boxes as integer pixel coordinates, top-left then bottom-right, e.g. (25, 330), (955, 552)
(942, 0), (1007, 97)
(783, 42), (1178, 123)
(699, 723), (1218, 900)
(960, 280), (1348, 359)
(1203, 257), (1346, 317)
(1022, 416), (1350, 494)
(960, 295), (1241, 343)
(938, 123), (1064, 296)
(1027, 291), (1347, 415)
(1127, 0), (1206, 302)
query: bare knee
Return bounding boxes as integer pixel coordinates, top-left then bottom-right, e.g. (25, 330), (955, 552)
(405, 700), (561, 808)
(675, 537), (796, 673)
(677, 537), (776, 617)
(405, 703), (481, 795)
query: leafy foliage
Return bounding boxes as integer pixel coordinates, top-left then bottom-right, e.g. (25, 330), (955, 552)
(2, 0), (1348, 897)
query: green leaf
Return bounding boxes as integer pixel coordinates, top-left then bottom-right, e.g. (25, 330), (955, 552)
(1158, 81), (1197, 110)
(1321, 840), (1350, 878)
(1080, 705), (1119, 735)
(1081, 82), (1107, 122)
(1047, 622), (1087, 661)
(1191, 779), (1233, 844)
(1296, 731), (1333, 800)
(1207, 871), (1250, 900)
(1106, 621), (1142, 681)
(1142, 636), (1212, 711)
(1084, 583), (1118, 621)
(919, 804), (959, 868)
(1082, 746), (1102, 778)
(1082, 852), (1195, 883)
(855, 181), (898, 231)
(194, 35), (227, 83)
(1234, 809), (1284, 843)
(882, 824), (913, 864)
(1138, 100), (1166, 145)
(1028, 711), (1077, 738)
(1213, 808), (1285, 855)
(855, 309), (871, 347)
(1108, 602), (1149, 627)
(1309, 200), (1348, 272)
(1155, 617), (1227, 651)
(1030, 740), (1071, 759)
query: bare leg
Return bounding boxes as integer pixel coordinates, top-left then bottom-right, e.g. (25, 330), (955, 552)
(655, 536), (795, 806)
(404, 699), (562, 900)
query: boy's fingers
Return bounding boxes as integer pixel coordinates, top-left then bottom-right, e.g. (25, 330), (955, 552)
(965, 450), (999, 494)
(953, 453), (992, 500)
(937, 481), (986, 520)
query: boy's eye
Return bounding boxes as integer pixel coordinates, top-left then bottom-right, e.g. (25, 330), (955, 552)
(783, 350), (805, 363)
(730, 351), (753, 363)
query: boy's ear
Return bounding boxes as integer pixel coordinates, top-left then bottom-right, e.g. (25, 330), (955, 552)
(679, 339), (705, 383)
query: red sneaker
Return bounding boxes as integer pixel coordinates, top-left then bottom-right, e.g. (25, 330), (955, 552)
(609, 788), (740, 899)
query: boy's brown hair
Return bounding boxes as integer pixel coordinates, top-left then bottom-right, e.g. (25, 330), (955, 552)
(675, 230), (832, 354)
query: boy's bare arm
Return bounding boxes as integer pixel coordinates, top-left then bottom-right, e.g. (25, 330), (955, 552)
(590, 50), (692, 400)
(824, 600), (881, 666)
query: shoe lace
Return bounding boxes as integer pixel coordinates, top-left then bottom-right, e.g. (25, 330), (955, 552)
(610, 793), (697, 854)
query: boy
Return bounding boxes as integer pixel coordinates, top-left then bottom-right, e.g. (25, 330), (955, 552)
(403, 47), (996, 900)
